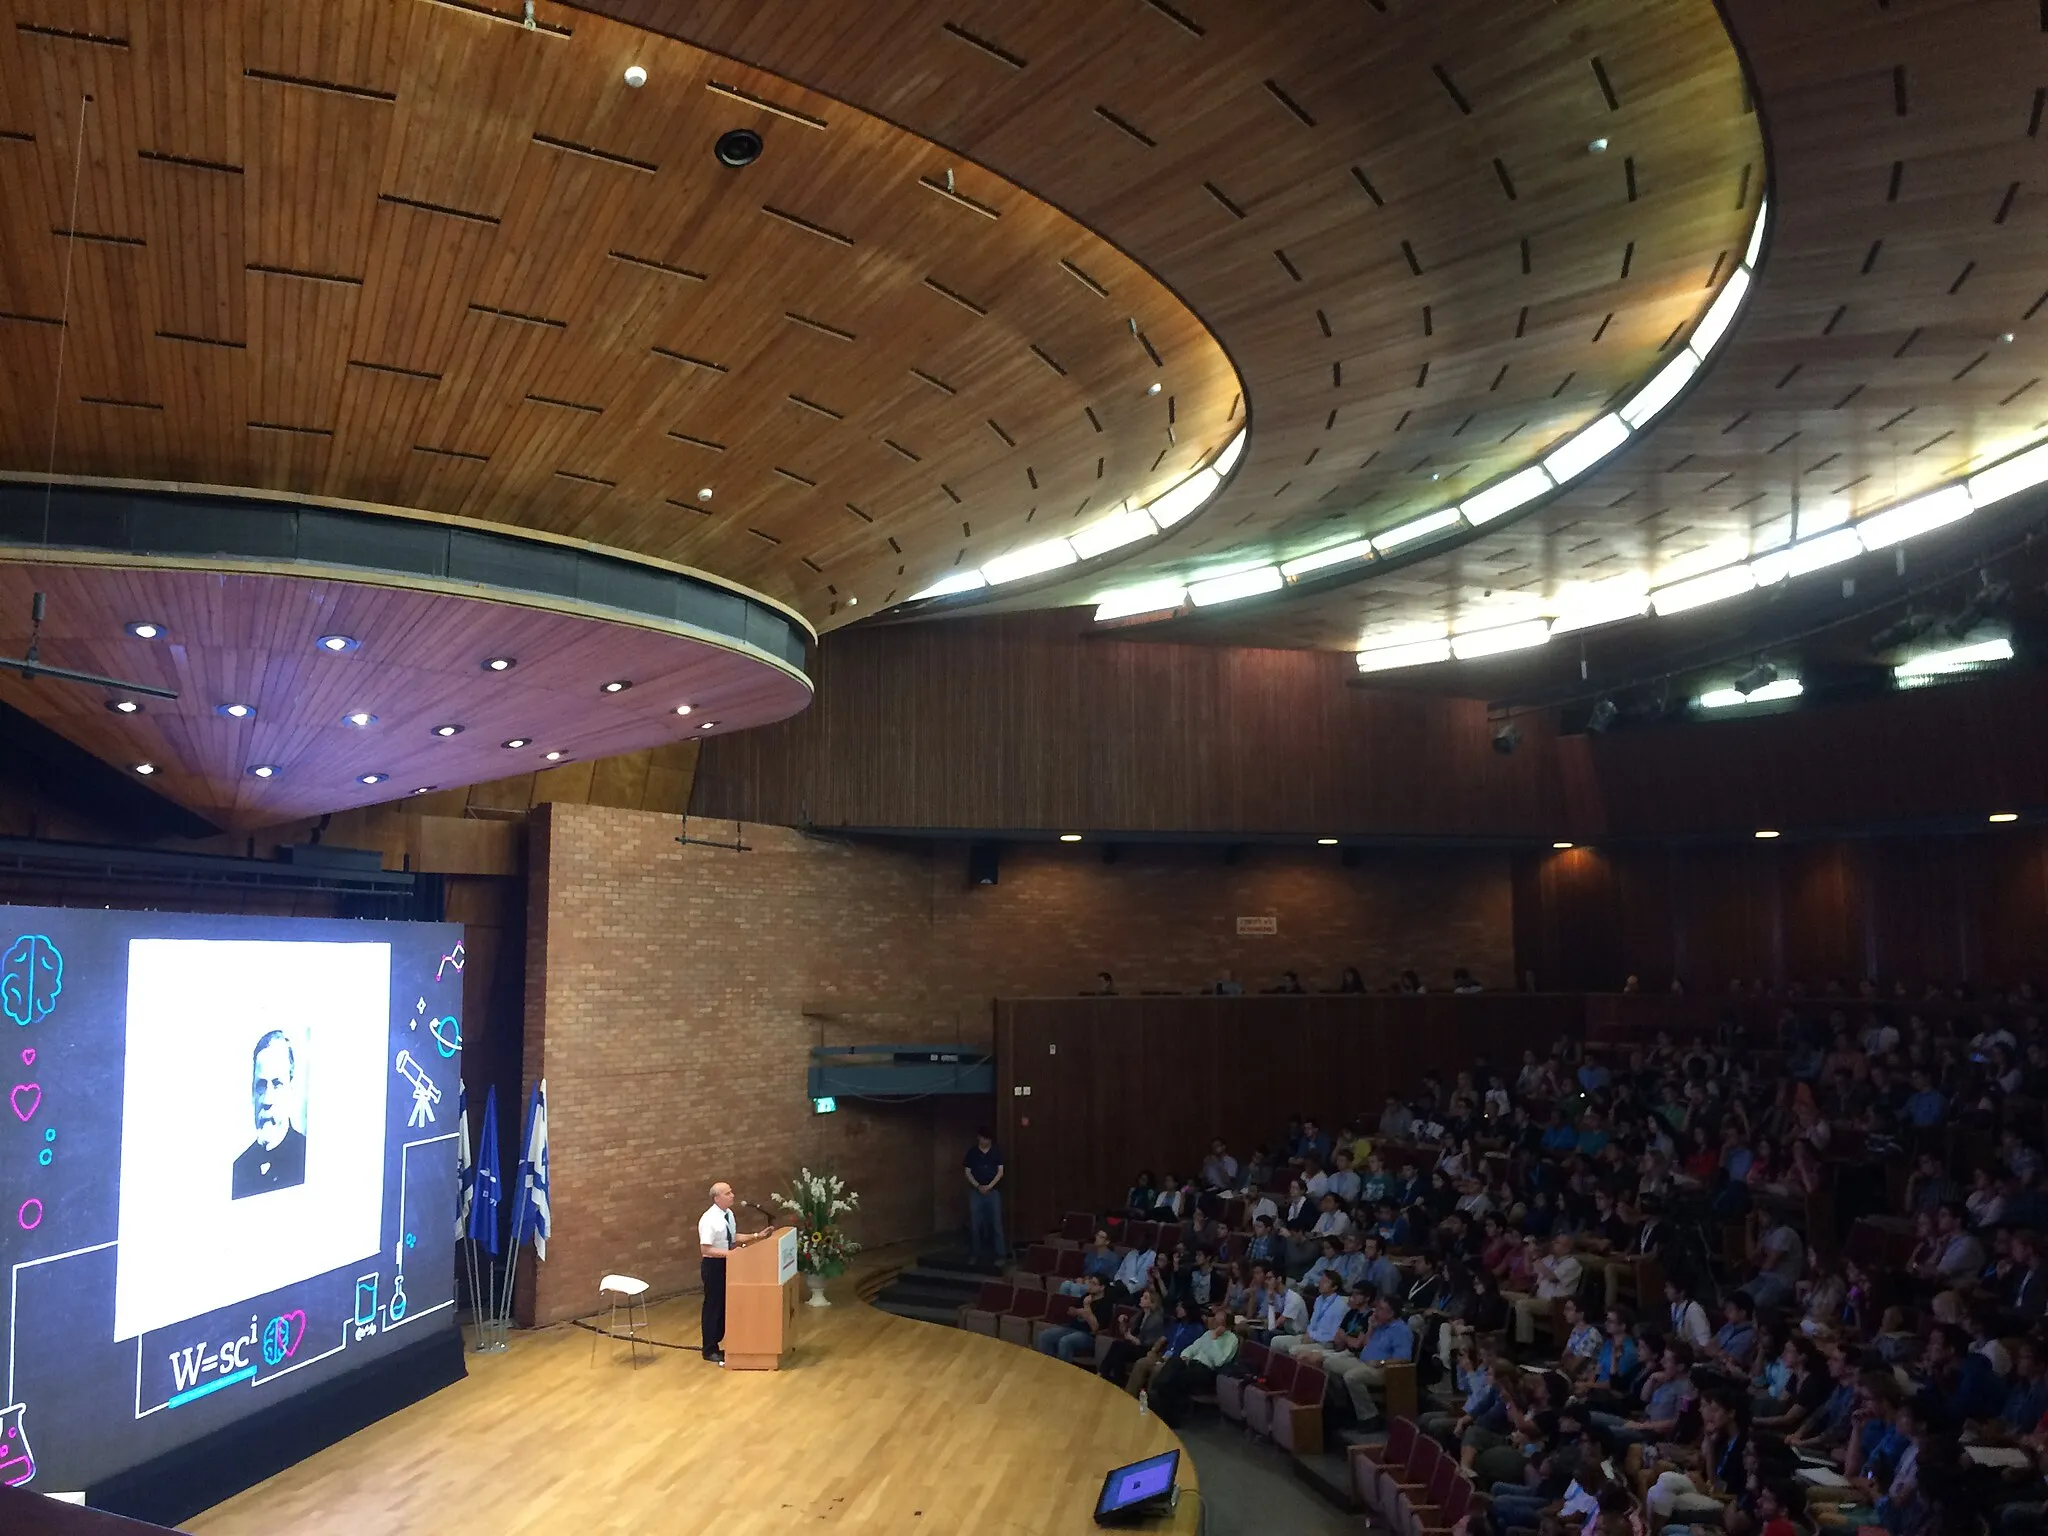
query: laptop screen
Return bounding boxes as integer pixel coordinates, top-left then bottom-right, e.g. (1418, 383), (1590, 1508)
(1094, 1450), (1180, 1519)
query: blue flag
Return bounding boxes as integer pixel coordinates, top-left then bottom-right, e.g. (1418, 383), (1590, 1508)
(508, 1079), (550, 1262)
(468, 1084), (501, 1256)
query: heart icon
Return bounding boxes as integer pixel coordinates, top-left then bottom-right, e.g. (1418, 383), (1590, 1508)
(8, 1084), (37, 1122)
(17, 1049), (29, 1067)
(282, 1310), (306, 1357)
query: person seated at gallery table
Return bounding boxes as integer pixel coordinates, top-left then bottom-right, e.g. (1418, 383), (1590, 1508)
(1110, 1235), (1162, 1303)
(1125, 1296), (1206, 1401)
(1095, 1285), (1166, 1387)
(1036, 1273), (1116, 1365)
(1143, 1301), (1240, 1427)
(1057, 1228), (1121, 1297)
(1262, 970), (1307, 995)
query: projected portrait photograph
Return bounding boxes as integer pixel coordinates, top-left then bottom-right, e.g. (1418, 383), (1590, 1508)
(114, 939), (392, 1341)
(231, 1027), (308, 1199)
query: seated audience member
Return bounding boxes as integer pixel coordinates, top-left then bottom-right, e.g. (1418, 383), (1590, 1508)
(1753, 1334), (1832, 1434)
(1298, 1237), (1344, 1297)
(1558, 1295), (1602, 1367)
(1110, 1236), (1161, 1303)
(1095, 1285), (1165, 1386)
(1199, 1138), (1239, 1190)
(1037, 1273), (1116, 1365)
(1144, 1301), (1239, 1427)
(1312, 1191), (1352, 1241)
(1508, 1232), (1584, 1345)
(1087, 971), (1117, 996)
(1264, 970), (1307, 995)
(1322, 1291), (1416, 1424)
(1057, 1228), (1121, 1296)
(1667, 1275), (1714, 1348)
(1704, 1290), (1762, 1376)
(1336, 966), (1367, 994)
(1272, 1269), (1347, 1361)
(1327, 1149), (1363, 1205)
(1243, 1214), (1282, 1269)
(1185, 1247), (1224, 1309)
(1125, 1296), (1205, 1401)
(1590, 1338), (1695, 1445)
(1247, 1264), (1307, 1339)
(1453, 967), (1485, 994)
(1911, 1202), (1986, 1293)
(1124, 1170), (1157, 1220)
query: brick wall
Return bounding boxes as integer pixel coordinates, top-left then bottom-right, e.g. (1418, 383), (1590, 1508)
(522, 803), (1510, 1323)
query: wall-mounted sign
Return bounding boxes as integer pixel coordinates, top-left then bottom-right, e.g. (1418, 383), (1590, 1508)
(1236, 915), (1278, 935)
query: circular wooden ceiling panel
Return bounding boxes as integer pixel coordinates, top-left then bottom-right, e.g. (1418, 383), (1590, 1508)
(0, 0), (1241, 628)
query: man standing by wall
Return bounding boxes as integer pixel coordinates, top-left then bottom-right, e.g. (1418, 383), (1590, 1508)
(964, 1127), (1006, 1270)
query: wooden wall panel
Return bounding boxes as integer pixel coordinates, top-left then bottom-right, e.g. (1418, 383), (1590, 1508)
(694, 611), (1574, 835)
(1514, 828), (2048, 993)
(993, 995), (1583, 1240)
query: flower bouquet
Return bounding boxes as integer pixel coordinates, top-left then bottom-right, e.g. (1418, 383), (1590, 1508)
(771, 1167), (861, 1302)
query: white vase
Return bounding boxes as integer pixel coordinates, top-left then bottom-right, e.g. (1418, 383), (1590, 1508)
(805, 1273), (832, 1307)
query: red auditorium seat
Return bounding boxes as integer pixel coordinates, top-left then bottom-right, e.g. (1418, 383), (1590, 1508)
(958, 1281), (1013, 1336)
(997, 1289), (1051, 1347)
(1020, 1244), (1058, 1278)
(1218, 1339), (1268, 1423)
(1222, 1197), (1246, 1228)
(1096, 1306), (1137, 1366)
(1155, 1222), (1184, 1255)
(1127, 1220), (1158, 1251)
(1364, 1423), (1439, 1522)
(1272, 1360), (1326, 1454)
(1059, 1211), (1095, 1244)
(1243, 1351), (1297, 1439)
(1054, 1248), (1084, 1280)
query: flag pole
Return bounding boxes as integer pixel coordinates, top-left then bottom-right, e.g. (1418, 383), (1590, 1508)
(464, 1235), (486, 1351)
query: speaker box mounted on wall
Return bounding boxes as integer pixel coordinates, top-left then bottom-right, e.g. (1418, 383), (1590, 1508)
(967, 842), (1001, 886)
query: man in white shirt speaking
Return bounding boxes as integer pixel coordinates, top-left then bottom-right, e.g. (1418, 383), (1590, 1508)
(699, 1182), (770, 1365)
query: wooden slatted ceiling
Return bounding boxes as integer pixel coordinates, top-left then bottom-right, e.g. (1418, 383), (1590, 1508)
(1061, 0), (2048, 651)
(0, 0), (1237, 627)
(580, 0), (1759, 607)
(0, 562), (810, 829)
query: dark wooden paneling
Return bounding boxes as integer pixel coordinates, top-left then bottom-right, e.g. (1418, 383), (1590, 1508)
(1514, 828), (2048, 991)
(993, 995), (1583, 1240)
(695, 611), (1574, 835)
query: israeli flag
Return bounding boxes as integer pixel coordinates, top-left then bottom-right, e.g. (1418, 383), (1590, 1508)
(509, 1078), (550, 1261)
(468, 1085), (502, 1256)
(456, 1083), (474, 1239)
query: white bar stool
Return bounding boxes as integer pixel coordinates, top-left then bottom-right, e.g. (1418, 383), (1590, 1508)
(593, 1273), (652, 1367)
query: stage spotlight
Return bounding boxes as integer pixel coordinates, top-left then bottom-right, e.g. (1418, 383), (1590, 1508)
(1586, 697), (1618, 734)
(715, 129), (762, 167)
(1732, 661), (1778, 697)
(1492, 722), (1522, 756)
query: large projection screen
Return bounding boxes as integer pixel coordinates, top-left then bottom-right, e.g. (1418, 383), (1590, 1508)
(0, 906), (464, 1495)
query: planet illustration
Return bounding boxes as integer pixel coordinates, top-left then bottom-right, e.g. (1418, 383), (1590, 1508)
(429, 1016), (461, 1058)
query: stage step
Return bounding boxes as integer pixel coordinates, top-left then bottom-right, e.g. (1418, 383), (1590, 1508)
(871, 1299), (966, 1326)
(1292, 1447), (1363, 1511)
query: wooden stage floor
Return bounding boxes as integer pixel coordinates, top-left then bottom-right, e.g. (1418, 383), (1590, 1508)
(183, 1252), (1199, 1535)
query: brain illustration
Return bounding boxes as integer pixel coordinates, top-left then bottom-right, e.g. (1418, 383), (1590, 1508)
(1, 936), (61, 1028)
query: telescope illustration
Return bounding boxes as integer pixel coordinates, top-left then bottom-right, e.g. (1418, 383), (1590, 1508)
(395, 1050), (442, 1128)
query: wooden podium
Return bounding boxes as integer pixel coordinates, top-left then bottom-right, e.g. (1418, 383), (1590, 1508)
(724, 1225), (802, 1370)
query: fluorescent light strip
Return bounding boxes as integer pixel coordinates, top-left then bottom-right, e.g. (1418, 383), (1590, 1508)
(1449, 619), (1551, 660)
(1460, 464), (1553, 525)
(1211, 429), (1247, 477)
(1541, 414), (1630, 486)
(1280, 539), (1375, 580)
(1145, 466), (1221, 528)
(1550, 584), (1650, 635)
(1620, 349), (1699, 430)
(1187, 564), (1283, 606)
(1744, 198), (1768, 269)
(1688, 265), (1751, 359)
(1093, 581), (1188, 622)
(908, 569), (987, 601)
(1356, 637), (1451, 673)
(1855, 485), (1973, 550)
(1969, 440), (2048, 508)
(1893, 637), (2015, 678)
(1698, 678), (1803, 709)
(1651, 563), (1757, 616)
(1748, 526), (1864, 585)
(978, 536), (1077, 585)
(1070, 507), (1158, 560)
(1372, 508), (1464, 553)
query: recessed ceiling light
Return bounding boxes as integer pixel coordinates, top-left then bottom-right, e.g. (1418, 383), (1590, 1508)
(503, 737), (532, 749)
(217, 703), (256, 720)
(674, 703), (693, 717)
(358, 773), (387, 786)
(431, 724), (463, 738)
(543, 750), (566, 762)
(697, 488), (713, 502)
(125, 621), (166, 640)
(247, 764), (278, 779)
(343, 711), (377, 728)
(1553, 841), (1575, 850)
(133, 762), (157, 776)
(623, 64), (647, 88)
(317, 634), (359, 653)
(1145, 382), (1162, 395)
(1058, 833), (1083, 843)
(1754, 829), (1781, 840)
(1990, 812), (2020, 823)
(847, 596), (858, 606)
(601, 680), (632, 694)
(412, 786), (437, 795)
(698, 721), (718, 730)
(2001, 332), (2017, 344)
(1316, 837), (1338, 846)
(482, 657), (516, 673)
(1587, 137), (1609, 154)
(106, 699), (141, 714)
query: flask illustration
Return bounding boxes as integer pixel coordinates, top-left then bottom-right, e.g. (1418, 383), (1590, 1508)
(0, 1402), (35, 1486)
